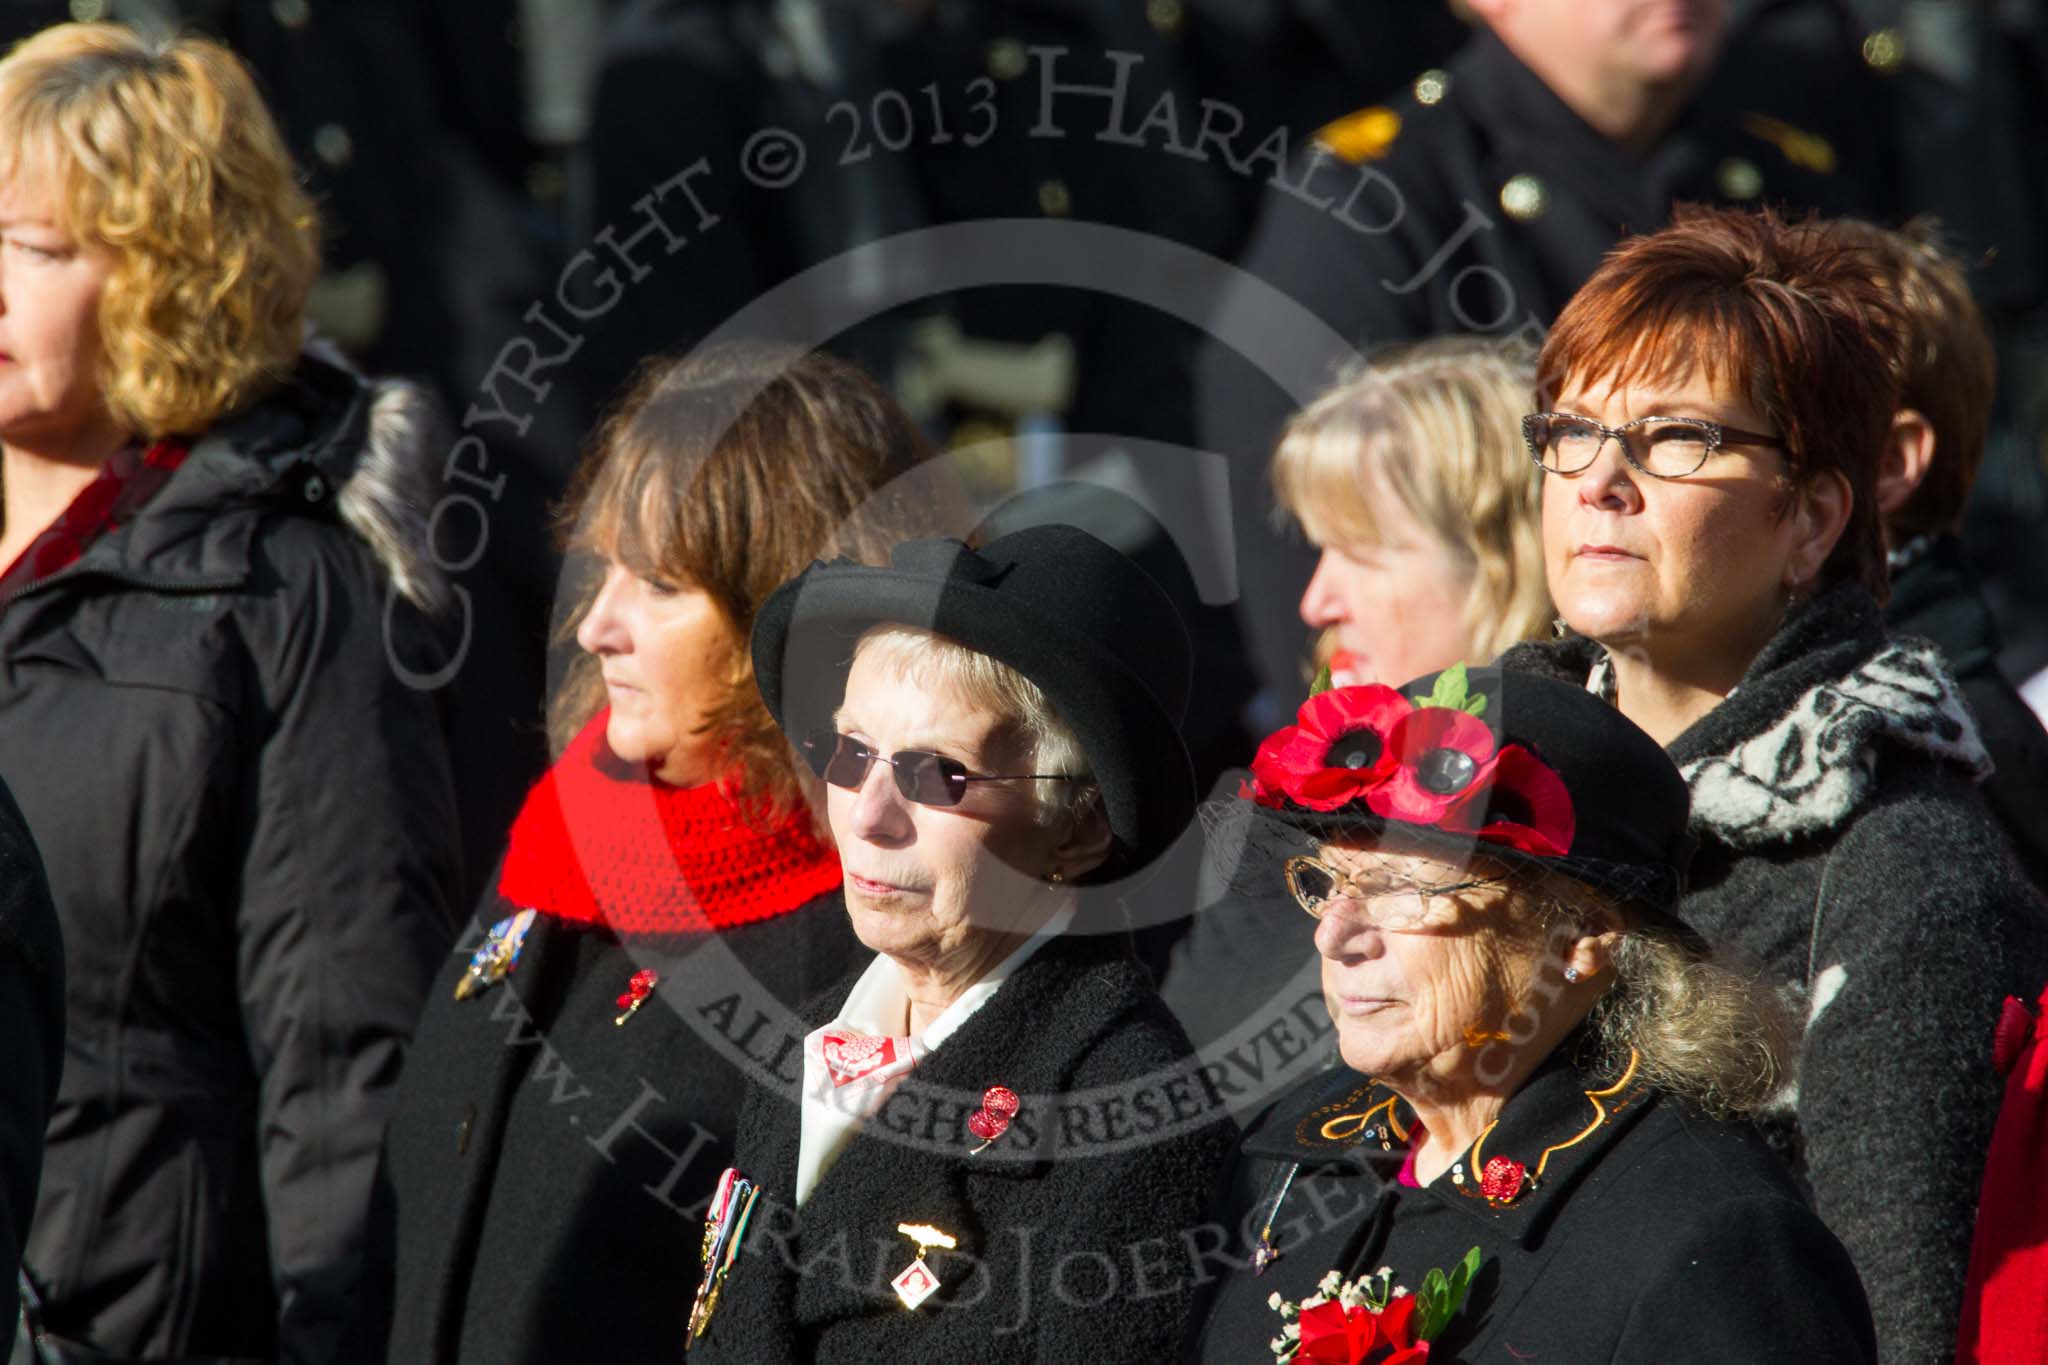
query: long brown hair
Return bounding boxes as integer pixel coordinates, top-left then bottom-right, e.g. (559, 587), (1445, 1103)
(551, 344), (953, 821)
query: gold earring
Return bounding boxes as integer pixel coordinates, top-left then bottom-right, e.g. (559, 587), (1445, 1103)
(1048, 869), (1064, 886)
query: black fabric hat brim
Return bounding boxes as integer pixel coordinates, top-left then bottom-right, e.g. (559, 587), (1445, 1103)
(752, 551), (1196, 873)
(1200, 793), (1686, 921)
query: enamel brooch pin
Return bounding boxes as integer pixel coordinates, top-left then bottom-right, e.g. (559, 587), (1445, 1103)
(891, 1223), (957, 1309)
(966, 1085), (1020, 1154)
(614, 968), (658, 1025)
(452, 909), (535, 1000)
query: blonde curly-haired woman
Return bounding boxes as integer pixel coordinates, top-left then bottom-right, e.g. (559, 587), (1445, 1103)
(0, 24), (460, 1361)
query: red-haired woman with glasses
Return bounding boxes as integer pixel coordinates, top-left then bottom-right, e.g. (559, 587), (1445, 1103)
(1501, 206), (2048, 1365)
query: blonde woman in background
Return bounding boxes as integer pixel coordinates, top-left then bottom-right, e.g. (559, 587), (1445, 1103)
(1276, 336), (1551, 689)
(1161, 337), (1552, 1060)
(0, 24), (460, 1361)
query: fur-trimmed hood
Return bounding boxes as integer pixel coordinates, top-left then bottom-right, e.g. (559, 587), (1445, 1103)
(1499, 583), (1991, 850)
(103, 349), (456, 614)
(296, 345), (455, 614)
(329, 375), (455, 614)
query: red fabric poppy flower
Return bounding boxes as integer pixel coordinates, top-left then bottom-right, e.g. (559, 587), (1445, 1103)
(1441, 744), (1575, 857)
(1377, 1293), (1421, 1350)
(1296, 1300), (1381, 1364)
(1479, 1155), (1527, 1202)
(1249, 685), (1411, 812)
(1368, 706), (1498, 824)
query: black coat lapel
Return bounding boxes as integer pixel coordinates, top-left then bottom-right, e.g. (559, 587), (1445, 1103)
(706, 935), (1156, 1354)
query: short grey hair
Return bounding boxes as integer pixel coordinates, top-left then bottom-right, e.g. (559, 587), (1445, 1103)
(849, 625), (1103, 834)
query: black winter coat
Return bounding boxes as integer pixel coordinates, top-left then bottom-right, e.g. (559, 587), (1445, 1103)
(1885, 534), (2048, 891)
(1185, 1048), (1877, 1363)
(0, 356), (462, 1363)
(690, 931), (1236, 1363)
(0, 777), (63, 1361)
(1501, 583), (2048, 1365)
(376, 889), (863, 1363)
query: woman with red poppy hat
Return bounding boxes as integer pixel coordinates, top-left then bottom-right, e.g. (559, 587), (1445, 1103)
(1182, 664), (1875, 1363)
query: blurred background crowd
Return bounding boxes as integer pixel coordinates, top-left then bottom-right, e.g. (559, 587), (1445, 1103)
(3, 0), (2042, 838)
(1, 1), (2047, 1363)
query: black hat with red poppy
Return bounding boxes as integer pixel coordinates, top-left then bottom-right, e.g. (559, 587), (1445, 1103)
(1215, 664), (1694, 916)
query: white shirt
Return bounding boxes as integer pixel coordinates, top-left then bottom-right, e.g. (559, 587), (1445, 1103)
(793, 906), (1074, 1206)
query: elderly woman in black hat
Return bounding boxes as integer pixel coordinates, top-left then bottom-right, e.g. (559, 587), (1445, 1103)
(684, 525), (1234, 1362)
(1184, 666), (1875, 1363)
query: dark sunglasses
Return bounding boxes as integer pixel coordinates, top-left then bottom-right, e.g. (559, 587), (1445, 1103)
(801, 731), (1076, 808)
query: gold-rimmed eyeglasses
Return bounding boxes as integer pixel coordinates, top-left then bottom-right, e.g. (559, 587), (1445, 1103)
(1522, 412), (1786, 480)
(1283, 853), (1503, 930)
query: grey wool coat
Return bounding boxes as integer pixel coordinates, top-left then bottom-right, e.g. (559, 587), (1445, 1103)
(1501, 582), (2048, 1365)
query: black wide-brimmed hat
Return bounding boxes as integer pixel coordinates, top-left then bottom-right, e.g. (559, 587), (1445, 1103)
(751, 524), (1197, 873)
(1208, 664), (1694, 917)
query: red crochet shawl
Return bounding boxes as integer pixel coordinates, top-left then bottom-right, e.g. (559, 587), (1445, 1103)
(496, 711), (841, 936)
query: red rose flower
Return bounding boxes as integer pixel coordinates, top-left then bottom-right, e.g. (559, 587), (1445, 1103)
(1441, 744), (1575, 857)
(1296, 1299), (1380, 1364)
(1249, 685), (1410, 812)
(1368, 706), (1498, 824)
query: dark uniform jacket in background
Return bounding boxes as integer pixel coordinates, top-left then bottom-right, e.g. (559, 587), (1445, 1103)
(1198, 21), (1901, 709)
(692, 931), (1235, 1363)
(376, 890), (862, 1364)
(1501, 584), (2048, 1365)
(0, 355), (462, 1363)
(1184, 1047), (1877, 1363)
(1886, 534), (2048, 891)
(0, 778), (63, 1362)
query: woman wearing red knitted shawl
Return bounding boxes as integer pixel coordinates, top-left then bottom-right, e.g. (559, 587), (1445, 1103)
(371, 345), (956, 1365)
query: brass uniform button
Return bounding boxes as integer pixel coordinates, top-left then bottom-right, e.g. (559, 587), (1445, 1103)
(1037, 179), (1072, 217)
(1146, 0), (1185, 37)
(1717, 156), (1764, 200)
(987, 38), (1028, 81)
(1862, 27), (1906, 75)
(1413, 69), (1451, 107)
(313, 123), (353, 168)
(1499, 173), (1548, 222)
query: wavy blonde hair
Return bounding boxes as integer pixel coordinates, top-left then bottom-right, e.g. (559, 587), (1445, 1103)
(0, 23), (318, 437)
(1273, 336), (1550, 664)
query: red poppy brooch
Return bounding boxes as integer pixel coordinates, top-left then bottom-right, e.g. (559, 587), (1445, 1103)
(1246, 664), (1575, 857)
